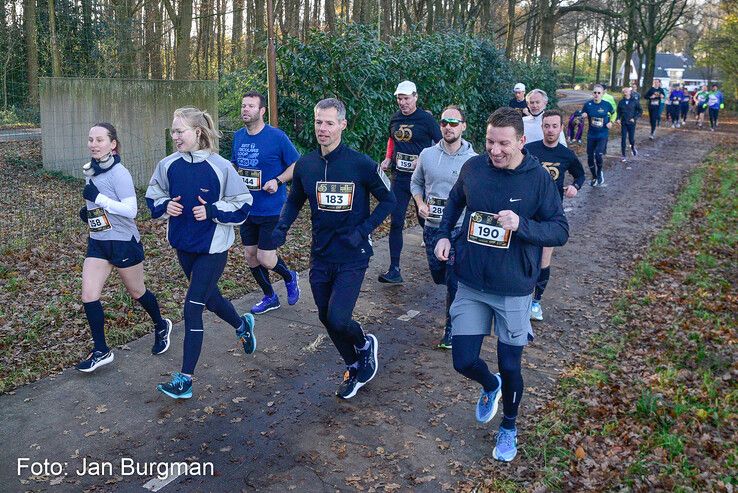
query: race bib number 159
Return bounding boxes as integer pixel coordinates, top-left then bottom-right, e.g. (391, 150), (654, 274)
(467, 211), (511, 249)
(316, 181), (354, 212)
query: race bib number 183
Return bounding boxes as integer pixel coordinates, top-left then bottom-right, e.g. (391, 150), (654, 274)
(316, 181), (354, 212)
(467, 211), (511, 249)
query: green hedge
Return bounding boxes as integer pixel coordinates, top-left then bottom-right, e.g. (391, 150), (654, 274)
(220, 24), (559, 157)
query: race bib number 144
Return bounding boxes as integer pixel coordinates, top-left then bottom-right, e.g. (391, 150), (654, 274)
(467, 211), (511, 249)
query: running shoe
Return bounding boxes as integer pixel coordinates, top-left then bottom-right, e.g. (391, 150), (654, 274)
(437, 326), (453, 350)
(590, 178), (598, 187)
(649, 133), (654, 140)
(157, 372), (192, 399)
(597, 170), (607, 187)
(631, 146), (638, 157)
(76, 350), (114, 373)
(621, 156), (627, 163)
(378, 267), (404, 284)
(356, 334), (378, 385)
(577, 140), (582, 145)
(236, 313), (256, 354)
(251, 293), (280, 314)
(151, 318), (173, 355)
(285, 271), (300, 305)
(530, 301), (543, 321)
(493, 427), (518, 462)
(336, 367), (360, 399)
(476, 373), (502, 423)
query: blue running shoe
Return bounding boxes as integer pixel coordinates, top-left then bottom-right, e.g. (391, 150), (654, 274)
(493, 427), (518, 462)
(251, 293), (280, 315)
(356, 334), (378, 385)
(476, 373), (502, 423)
(151, 318), (173, 355)
(530, 301), (543, 321)
(236, 313), (256, 354)
(157, 372), (192, 399)
(76, 350), (114, 373)
(285, 271), (300, 305)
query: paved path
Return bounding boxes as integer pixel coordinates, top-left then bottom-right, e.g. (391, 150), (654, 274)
(0, 123), (720, 492)
(0, 128), (41, 142)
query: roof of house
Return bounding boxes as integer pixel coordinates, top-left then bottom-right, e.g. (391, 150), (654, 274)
(630, 53), (716, 81)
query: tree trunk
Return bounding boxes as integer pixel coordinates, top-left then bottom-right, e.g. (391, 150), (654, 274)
(505, 0), (515, 59)
(253, 0), (265, 56)
(48, 0), (63, 76)
(325, 0), (336, 32)
(145, 0), (162, 78)
(175, 0), (193, 79)
(539, 11), (556, 63)
(24, 0), (40, 105)
(641, 40), (657, 91)
(232, 0), (244, 68)
(571, 17), (580, 85)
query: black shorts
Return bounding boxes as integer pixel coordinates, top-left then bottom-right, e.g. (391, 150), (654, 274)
(696, 105), (706, 114)
(240, 215), (280, 250)
(86, 237), (144, 269)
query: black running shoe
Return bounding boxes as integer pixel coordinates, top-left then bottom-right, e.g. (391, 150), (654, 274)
(76, 350), (114, 373)
(336, 367), (360, 399)
(378, 267), (403, 284)
(151, 318), (173, 355)
(356, 334), (378, 384)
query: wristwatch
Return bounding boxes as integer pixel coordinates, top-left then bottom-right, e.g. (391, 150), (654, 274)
(275, 177), (283, 186)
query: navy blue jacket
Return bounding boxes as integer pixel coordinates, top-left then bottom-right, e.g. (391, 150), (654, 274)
(437, 151), (569, 296)
(273, 143), (396, 263)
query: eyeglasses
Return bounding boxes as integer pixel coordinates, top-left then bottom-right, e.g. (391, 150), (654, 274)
(441, 118), (464, 127)
(593, 91), (602, 94)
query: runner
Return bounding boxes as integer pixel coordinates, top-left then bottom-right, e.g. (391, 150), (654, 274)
(508, 83), (529, 115)
(77, 123), (172, 372)
(146, 107), (254, 399)
(522, 89), (567, 146)
(694, 84), (709, 128)
(680, 87), (691, 126)
(600, 86), (617, 156)
(231, 91), (301, 315)
(705, 84), (725, 132)
(379, 81), (442, 284)
(616, 85), (642, 162)
(524, 109), (584, 321)
(435, 107), (569, 462)
(645, 79), (667, 139)
(667, 83), (684, 128)
(410, 105), (477, 350)
(272, 98), (396, 399)
(566, 110), (584, 145)
(630, 81), (641, 103)
(581, 84), (614, 187)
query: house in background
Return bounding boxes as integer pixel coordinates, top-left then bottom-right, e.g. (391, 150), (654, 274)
(618, 53), (719, 91)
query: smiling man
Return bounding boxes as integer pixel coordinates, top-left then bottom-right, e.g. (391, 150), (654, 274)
(272, 98), (396, 400)
(435, 107), (568, 462)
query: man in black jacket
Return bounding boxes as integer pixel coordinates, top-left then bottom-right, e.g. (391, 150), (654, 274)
(435, 107), (569, 462)
(273, 98), (396, 400)
(617, 86), (643, 162)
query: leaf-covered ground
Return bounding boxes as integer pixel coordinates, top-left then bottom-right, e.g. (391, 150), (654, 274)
(458, 143), (737, 492)
(0, 143), (406, 393)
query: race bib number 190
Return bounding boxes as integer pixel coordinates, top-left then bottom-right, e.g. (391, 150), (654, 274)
(238, 168), (262, 191)
(316, 181), (354, 212)
(467, 211), (511, 249)
(87, 207), (112, 232)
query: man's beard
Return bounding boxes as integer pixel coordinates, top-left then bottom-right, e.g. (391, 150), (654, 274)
(443, 134), (460, 144)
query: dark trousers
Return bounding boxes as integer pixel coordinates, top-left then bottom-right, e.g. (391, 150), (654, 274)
(709, 108), (720, 128)
(620, 122), (636, 156)
(309, 258), (368, 366)
(423, 226), (461, 330)
(668, 104), (680, 123)
(586, 136), (608, 179)
(649, 106), (659, 133)
(388, 177), (420, 269)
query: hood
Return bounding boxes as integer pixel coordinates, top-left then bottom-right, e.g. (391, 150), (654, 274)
(436, 138), (475, 157)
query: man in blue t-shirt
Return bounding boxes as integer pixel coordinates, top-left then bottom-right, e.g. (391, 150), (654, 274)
(581, 84), (614, 187)
(231, 91), (302, 315)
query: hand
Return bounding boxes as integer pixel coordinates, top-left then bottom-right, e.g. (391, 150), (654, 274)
(494, 210), (519, 231)
(435, 238), (451, 261)
(380, 158), (390, 171)
(522, 108), (530, 116)
(606, 122), (612, 129)
(564, 185), (578, 198)
(262, 179), (279, 194)
(192, 196), (211, 221)
(417, 202), (430, 220)
(83, 181), (100, 202)
(79, 205), (88, 223)
(166, 196), (183, 217)
(629, 118), (635, 123)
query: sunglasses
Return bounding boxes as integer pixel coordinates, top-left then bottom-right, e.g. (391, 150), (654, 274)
(593, 91), (602, 94)
(441, 118), (464, 127)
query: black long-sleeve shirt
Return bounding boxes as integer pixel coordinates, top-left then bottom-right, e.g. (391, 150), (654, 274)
(617, 96), (643, 123)
(274, 143), (396, 263)
(524, 141), (585, 199)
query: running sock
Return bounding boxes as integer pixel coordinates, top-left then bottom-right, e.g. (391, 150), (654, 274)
(250, 266), (274, 296)
(272, 257), (293, 282)
(534, 267), (551, 302)
(83, 300), (108, 353)
(182, 299), (205, 374)
(135, 289), (165, 330)
(497, 340), (524, 428)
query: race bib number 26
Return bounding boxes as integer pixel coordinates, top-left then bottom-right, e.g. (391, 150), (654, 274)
(316, 181), (354, 212)
(467, 211), (511, 249)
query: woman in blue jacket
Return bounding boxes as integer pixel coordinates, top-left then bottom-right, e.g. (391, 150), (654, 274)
(146, 107), (254, 399)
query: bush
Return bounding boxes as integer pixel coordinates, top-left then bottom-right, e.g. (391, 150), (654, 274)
(218, 24), (560, 156)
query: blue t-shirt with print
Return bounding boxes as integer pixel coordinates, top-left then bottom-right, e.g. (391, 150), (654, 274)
(582, 100), (615, 139)
(231, 124), (300, 216)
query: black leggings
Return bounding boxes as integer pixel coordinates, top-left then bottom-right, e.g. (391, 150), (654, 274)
(709, 108), (720, 129)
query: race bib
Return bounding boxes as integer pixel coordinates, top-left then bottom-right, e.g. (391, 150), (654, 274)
(427, 197), (447, 220)
(87, 208), (112, 232)
(238, 168), (262, 191)
(316, 181), (354, 212)
(650, 99), (660, 106)
(672, 99), (680, 105)
(592, 117), (604, 128)
(467, 211), (511, 249)
(395, 152), (418, 173)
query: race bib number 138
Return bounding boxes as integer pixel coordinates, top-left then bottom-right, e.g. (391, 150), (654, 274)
(467, 211), (511, 249)
(316, 181), (354, 212)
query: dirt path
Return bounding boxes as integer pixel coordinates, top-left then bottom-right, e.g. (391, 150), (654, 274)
(0, 119), (733, 492)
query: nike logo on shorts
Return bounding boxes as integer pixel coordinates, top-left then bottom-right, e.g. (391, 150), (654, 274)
(509, 198), (522, 202)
